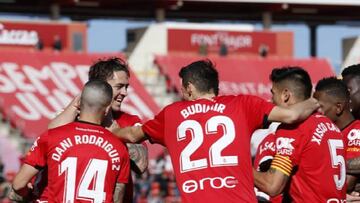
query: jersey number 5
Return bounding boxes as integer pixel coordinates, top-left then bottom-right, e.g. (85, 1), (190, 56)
(328, 139), (346, 190)
(59, 157), (108, 203)
(177, 115), (238, 173)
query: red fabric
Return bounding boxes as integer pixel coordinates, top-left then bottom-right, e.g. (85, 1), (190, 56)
(343, 120), (360, 160)
(24, 121), (130, 203)
(0, 50), (159, 139)
(143, 95), (274, 203)
(254, 133), (283, 203)
(254, 133), (276, 170)
(274, 114), (346, 202)
(154, 55), (335, 100)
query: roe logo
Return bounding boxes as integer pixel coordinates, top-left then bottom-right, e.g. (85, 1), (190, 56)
(327, 198), (346, 203)
(348, 129), (360, 146)
(182, 176), (238, 193)
(276, 137), (295, 155)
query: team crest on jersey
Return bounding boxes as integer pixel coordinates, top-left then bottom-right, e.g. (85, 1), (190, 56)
(276, 137), (294, 155)
(347, 129), (360, 147)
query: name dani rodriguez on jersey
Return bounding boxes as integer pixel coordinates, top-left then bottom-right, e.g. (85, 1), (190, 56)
(50, 127), (121, 171)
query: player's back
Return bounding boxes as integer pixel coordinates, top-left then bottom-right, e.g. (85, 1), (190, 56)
(277, 114), (346, 202)
(144, 95), (274, 203)
(46, 121), (129, 203)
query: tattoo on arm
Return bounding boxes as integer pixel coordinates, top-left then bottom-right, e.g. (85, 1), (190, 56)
(127, 143), (148, 174)
(347, 158), (360, 174)
(113, 183), (126, 203)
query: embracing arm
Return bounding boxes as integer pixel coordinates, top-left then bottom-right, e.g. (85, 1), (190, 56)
(253, 167), (289, 197)
(268, 98), (319, 124)
(347, 158), (360, 175)
(113, 126), (147, 143)
(113, 183), (126, 203)
(127, 143), (148, 174)
(9, 164), (39, 201)
(48, 95), (80, 129)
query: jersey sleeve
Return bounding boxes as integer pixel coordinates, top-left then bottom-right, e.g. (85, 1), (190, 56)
(344, 123), (360, 160)
(23, 132), (48, 169)
(242, 95), (275, 131)
(130, 115), (142, 126)
(142, 108), (166, 145)
(271, 127), (301, 176)
(117, 147), (130, 184)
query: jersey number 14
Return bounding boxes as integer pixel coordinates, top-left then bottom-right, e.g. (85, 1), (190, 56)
(59, 157), (108, 203)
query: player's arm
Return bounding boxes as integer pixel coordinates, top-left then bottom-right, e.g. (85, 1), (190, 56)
(347, 158), (360, 174)
(48, 95), (80, 129)
(347, 174), (358, 193)
(9, 164), (39, 201)
(347, 191), (360, 203)
(113, 126), (147, 143)
(113, 183), (126, 203)
(268, 98), (319, 124)
(253, 154), (292, 196)
(127, 143), (148, 174)
(253, 167), (289, 197)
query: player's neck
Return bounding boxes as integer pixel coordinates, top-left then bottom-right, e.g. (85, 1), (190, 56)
(193, 92), (216, 101)
(78, 113), (103, 125)
(337, 112), (355, 130)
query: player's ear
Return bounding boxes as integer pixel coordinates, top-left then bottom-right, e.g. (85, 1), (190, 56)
(335, 101), (345, 116)
(187, 82), (196, 99)
(281, 88), (291, 104)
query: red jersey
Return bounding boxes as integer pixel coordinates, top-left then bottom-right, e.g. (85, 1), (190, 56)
(342, 120), (360, 160)
(272, 114), (346, 202)
(254, 133), (277, 171)
(114, 111), (142, 203)
(143, 95), (274, 203)
(24, 121), (130, 203)
(254, 132), (283, 203)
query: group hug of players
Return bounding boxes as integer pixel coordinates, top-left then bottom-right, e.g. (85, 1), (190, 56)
(5, 57), (360, 203)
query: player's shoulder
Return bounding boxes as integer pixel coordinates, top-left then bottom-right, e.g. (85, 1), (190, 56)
(351, 119), (360, 128)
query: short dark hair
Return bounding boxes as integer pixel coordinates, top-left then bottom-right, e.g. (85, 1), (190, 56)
(81, 80), (113, 112)
(179, 59), (219, 96)
(88, 57), (130, 81)
(270, 66), (312, 99)
(341, 64), (360, 79)
(315, 77), (350, 102)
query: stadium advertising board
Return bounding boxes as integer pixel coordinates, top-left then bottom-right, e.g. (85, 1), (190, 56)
(155, 55), (335, 100)
(0, 51), (159, 139)
(168, 29), (277, 55)
(0, 22), (67, 47)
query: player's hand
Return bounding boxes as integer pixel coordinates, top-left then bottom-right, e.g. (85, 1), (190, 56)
(347, 191), (360, 202)
(26, 182), (33, 190)
(70, 94), (81, 112)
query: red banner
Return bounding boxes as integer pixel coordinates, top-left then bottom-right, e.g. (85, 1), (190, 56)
(168, 29), (277, 55)
(0, 21), (68, 48)
(155, 55), (335, 101)
(0, 50), (160, 139)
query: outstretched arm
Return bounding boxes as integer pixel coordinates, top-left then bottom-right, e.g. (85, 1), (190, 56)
(268, 98), (319, 124)
(113, 126), (147, 143)
(48, 95), (80, 129)
(127, 143), (148, 174)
